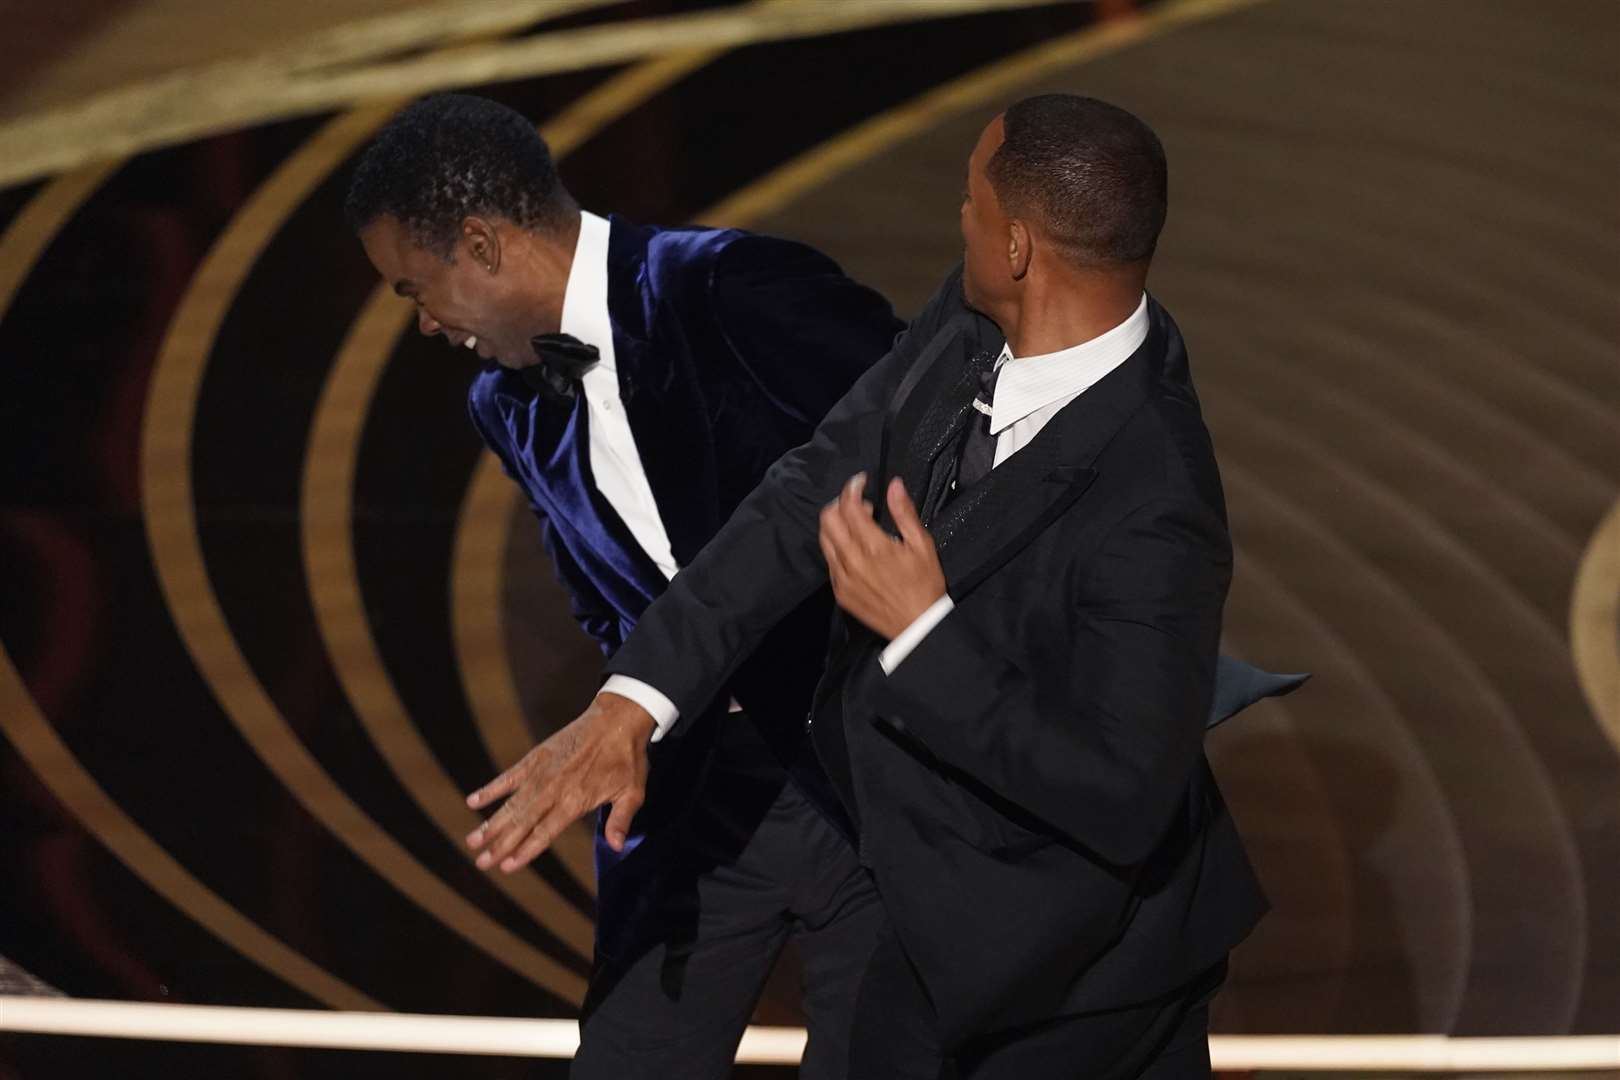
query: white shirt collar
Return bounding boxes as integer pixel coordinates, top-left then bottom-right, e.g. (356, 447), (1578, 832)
(988, 293), (1150, 435)
(558, 210), (615, 374)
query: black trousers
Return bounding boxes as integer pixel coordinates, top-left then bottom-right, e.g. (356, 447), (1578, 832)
(572, 737), (883, 1080)
(849, 926), (1227, 1080)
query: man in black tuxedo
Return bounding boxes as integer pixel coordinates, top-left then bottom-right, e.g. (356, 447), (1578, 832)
(467, 94), (1281, 1078)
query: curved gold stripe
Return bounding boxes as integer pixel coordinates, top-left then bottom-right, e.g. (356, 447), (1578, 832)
(0, 649), (381, 1011)
(302, 285), (595, 957)
(0, 168), (383, 1010)
(453, 458), (600, 893)
(453, 461), (548, 807)
(1571, 497), (1620, 755)
(0, 0), (1081, 189)
(700, 0), (1272, 229)
(0, 164), (117, 314)
(140, 103), (586, 1002)
(275, 0), (627, 75)
(0, 0), (625, 188)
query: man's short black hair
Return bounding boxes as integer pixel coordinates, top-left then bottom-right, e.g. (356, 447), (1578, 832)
(987, 94), (1167, 267)
(344, 92), (577, 257)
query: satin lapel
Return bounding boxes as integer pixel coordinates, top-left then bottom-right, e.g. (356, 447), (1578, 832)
(875, 314), (983, 529)
(933, 436), (1096, 597)
(932, 315), (1167, 599)
(605, 218), (723, 568)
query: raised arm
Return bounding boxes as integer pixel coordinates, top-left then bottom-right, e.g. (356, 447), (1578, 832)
(465, 264), (973, 869)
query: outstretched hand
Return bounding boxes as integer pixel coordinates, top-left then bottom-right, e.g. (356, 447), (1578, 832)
(465, 692), (654, 873)
(819, 473), (947, 640)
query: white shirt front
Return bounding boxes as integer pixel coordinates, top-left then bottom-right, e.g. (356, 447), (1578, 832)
(553, 212), (683, 737)
(877, 293), (1150, 673)
(564, 211), (681, 583)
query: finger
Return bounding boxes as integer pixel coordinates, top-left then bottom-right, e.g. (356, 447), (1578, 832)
(820, 500), (856, 562)
(840, 472), (873, 520)
(482, 803), (541, 869)
(499, 804), (577, 873)
(603, 788), (645, 852)
(477, 789), (552, 868)
(819, 532), (856, 606)
(466, 763), (523, 811)
(888, 477), (930, 548)
(833, 486), (886, 557)
(841, 472), (867, 505)
(818, 528), (845, 582)
(838, 473), (872, 527)
(466, 792), (522, 851)
(468, 767), (542, 845)
(840, 495), (889, 554)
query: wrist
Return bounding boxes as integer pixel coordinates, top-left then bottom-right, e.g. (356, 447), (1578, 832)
(596, 691), (657, 740)
(896, 591), (946, 637)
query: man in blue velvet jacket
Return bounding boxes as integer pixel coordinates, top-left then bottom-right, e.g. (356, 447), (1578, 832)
(348, 93), (899, 1078)
(349, 94), (1301, 1077)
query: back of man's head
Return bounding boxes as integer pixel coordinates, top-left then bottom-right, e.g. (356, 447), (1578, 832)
(988, 94), (1167, 269)
(344, 93), (576, 258)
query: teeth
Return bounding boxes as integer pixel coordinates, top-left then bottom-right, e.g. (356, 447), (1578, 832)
(464, 336), (478, 350)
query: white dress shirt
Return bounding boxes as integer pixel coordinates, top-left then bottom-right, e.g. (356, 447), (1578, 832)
(566, 211), (682, 582)
(552, 211), (683, 737)
(877, 292), (1150, 673)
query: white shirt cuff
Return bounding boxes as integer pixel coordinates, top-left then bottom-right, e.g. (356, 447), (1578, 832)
(600, 675), (680, 742)
(878, 595), (956, 674)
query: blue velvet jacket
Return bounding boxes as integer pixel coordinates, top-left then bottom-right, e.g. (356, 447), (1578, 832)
(466, 217), (903, 962)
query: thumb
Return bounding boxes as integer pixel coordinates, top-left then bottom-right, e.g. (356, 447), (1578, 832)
(603, 788), (645, 852)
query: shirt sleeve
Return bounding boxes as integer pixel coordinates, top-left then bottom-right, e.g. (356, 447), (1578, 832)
(600, 675), (681, 741)
(878, 595), (957, 674)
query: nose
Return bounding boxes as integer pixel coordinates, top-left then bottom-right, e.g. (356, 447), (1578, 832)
(417, 309), (442, 337)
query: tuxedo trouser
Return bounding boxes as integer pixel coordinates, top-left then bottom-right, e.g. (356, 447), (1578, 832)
(849, 926), (1227, 1080)
(571, 729), (884, 1080)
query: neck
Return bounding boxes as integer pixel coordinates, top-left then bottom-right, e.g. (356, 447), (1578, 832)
(497, 221), (579, 368)
(996, 261), (1146, 358)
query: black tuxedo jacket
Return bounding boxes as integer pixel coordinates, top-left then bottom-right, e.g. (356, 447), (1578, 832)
(607, 265), (1270, 1038)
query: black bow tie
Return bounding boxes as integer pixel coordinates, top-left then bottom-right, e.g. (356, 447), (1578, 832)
(521, 332), (600, 401)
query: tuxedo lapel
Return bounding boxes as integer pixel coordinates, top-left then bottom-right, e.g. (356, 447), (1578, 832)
(932, 430), (1095, 598)
(875, 314), (986, 529)
(930, 305), (1170, 599)
(604, 217), (723, 569)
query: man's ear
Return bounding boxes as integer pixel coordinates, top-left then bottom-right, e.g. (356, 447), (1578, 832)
(462, 216), (501, 273)
(1008, 219), (1031, 281)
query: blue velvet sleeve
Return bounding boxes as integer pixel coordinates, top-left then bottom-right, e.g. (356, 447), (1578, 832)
(710, 233), (905, 424)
